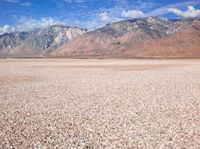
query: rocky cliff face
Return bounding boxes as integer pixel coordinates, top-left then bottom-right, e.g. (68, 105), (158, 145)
(0, 32), (29, 56)
(0, 25), (87, 57)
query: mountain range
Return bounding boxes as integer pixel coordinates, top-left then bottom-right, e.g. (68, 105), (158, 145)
(1, 17), (200, 58)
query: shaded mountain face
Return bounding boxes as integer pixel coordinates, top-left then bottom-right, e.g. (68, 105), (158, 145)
(56, 17), (200, 58)
(0, 25), (87, 57)
(0, 32), (29, 56)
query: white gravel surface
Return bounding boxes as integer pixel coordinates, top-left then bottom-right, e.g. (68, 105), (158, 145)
(0, 59), (200, 148)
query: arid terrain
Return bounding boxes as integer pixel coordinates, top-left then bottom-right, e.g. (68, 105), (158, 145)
(0, 59), (200, 148)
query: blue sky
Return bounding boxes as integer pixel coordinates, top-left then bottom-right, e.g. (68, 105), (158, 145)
(0, 0), (200, 34)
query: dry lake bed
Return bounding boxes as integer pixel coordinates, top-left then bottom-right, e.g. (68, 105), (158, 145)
(0, 59), (200, 148)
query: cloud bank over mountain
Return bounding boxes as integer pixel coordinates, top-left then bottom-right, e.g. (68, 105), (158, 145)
(0, 17), (66, 35)
(0, 0), (200, 35)
(168, 6), (200, 18)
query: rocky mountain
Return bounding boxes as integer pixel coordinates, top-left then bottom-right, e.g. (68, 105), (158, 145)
(125, 20), (200, 58)
(0, 25), (87, 57)
(0, 32), (29, 56)
(56, 17), (200, 58)
(1, 17), (200, 58)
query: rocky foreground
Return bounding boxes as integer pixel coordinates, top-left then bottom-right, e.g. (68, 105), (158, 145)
(0, 59), (200, 148)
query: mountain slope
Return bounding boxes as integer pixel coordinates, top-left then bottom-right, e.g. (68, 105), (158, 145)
(55, 17), (195, 58)
(126, 21), (200, 58)
(0, 25), (87, 57)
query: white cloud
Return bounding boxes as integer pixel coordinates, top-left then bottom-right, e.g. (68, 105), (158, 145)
(98, 11), (121, 23)
(78, 20), (105, 30)
(0, 17), (67, 35)
(2, 0), (32, 7)
(2, 0), (18, 3)
(0, 25), (15, 35)
(168, 6), (200, 18)
(63, 0), (86, 3)
(15, 16), (66, 31)
(76, 12), (115, 29)
(146, 1), (200, 17)
(99, 12), (111, 22)
(122, 10), (144, 18)
(20, 2), (32, 7)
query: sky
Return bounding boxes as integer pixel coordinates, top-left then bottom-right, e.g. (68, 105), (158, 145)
(0, 0), (200, 34)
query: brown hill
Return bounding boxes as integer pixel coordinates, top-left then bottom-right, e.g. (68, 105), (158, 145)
(126, 21), (200, 58)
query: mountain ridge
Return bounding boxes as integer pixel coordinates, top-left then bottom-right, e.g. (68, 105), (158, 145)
(56, 17), (199, 58)
(1, 17), (200, 58)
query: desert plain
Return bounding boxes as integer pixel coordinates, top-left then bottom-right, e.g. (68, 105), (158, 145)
(0, 59), (200, 148)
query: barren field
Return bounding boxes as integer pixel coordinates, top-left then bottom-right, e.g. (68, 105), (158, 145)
(0, 59), (200, 148)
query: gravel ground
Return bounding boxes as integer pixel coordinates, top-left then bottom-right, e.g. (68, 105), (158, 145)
(0, 59), (200, 148)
